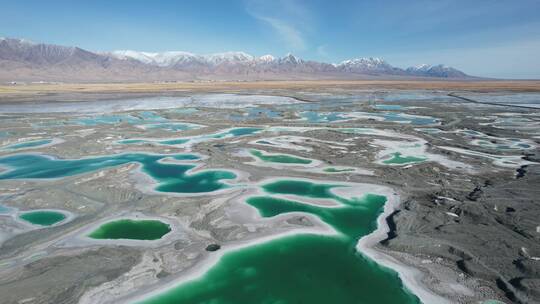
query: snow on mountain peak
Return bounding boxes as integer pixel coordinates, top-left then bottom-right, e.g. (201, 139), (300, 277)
(336, 57), (393, 73)
(0, 37), (36, 46)
(105, 48), (468, 77)
(0, 38), (471, 79)
(259, 54), (276, 62)
(206, 52), (254, 64)
(410, 64), (432, 71)
(279, 53), (303, 65)
(408, 64), (452, 72)
(338, 57), (388, 67)
(110, 50), (394, 70)
(406, 63), (467, 78)
(110, 50), (257, 66)
(110, 50), (199, 66)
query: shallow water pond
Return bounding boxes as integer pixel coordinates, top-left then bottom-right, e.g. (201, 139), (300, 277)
(118, 127), (263, 147)
(89, 219), (170, 240)
(141, 122), (202, 132)
(19, 210), (66, 226)
(323, 167), (355, 173)
(300, 111), (349, 123)
(250, 149), (312, 164)
(0, 204), (12, 214)
(382, 152), (427, 165)
(215, 127), (263, 138)
(72, 114), (141, 126)
(0, 153), (235, 194)
(136, 111), (168, 122)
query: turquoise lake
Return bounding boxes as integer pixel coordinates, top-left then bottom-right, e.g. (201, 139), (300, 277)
(0, 153), (235, 194)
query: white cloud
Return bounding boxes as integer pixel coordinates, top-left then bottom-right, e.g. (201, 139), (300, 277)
(245, 0), (311, 51)
(252, 15), (306, 50)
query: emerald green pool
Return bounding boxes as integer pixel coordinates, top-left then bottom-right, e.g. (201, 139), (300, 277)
(249, 149), (312, 164)
(261, 179), (344, 202)
(88, 219), (171, 240)
(382, 152), (427, 165)
(247, 194), (384, 237)
(140, 234), (418, 304)
(323, 167), (355, 173)
(0, 153), (235, 194)
(138, 179), (419, 304)
(19, 210), (66, 226)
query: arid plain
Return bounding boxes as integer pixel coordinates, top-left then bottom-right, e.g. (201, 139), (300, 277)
(0, 80), (539, 304)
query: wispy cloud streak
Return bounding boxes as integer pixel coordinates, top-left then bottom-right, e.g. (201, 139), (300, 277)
(251, 15), (306, 50)
(245, 0), (311, 51)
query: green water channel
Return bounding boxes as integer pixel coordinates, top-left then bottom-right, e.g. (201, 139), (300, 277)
(138, 179), (419, 304)
(382, 152), (427, 165)
(19, 210), (66, 226)
(143, 123), (201, 132)
(118, 139), (147, 144)
(249, 149), (312, 164)
(209, 127), (263, 138)
(88, 219), (171, 240)
(2, 139), (53, 150)
(323, 167), (355, 173)
(0, 153), (235, 194)
(261, 179), (347, 203)
(158, 139), (190, 145)
(72, 114), (141, 126)
(118, 127), (263, 147)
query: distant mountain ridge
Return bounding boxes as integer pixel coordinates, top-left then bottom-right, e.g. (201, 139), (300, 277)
(0, 38), (472, 82)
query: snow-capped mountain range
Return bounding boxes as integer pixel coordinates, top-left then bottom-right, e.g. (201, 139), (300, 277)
(108, 50), (466, 77)
(0, 38), (471, 82)
(109, 50), (260, 66)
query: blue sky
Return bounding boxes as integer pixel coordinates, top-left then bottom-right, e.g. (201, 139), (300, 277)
(1, 0), (539, 78)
